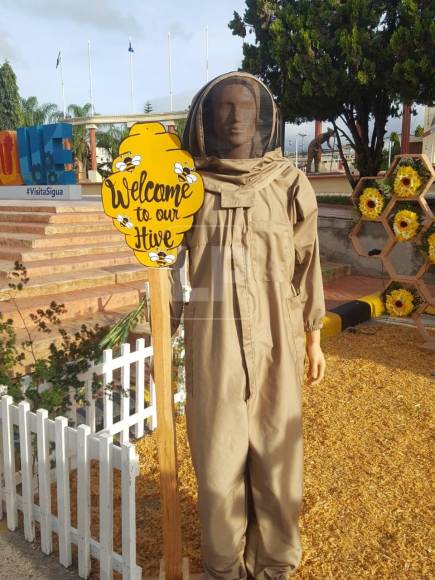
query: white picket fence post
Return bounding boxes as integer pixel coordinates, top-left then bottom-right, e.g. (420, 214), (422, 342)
(55, 415), (72, 567)
(18, 401), (34, 542)
(134, 338), (145, 439)
(120, 343), (131, 445)
(36, 408), (52, 555)
(77, 424), (91, 578)
(1, 395), (17, 530)
(103, 349), (114, 431)
(99, 433), (114, 580)
(121, 443), (140, 579)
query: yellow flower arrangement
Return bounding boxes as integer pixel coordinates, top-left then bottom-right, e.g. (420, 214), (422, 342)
(392, 209), (420, 242)
(428, 232), (435, 264)
(358, 187), (384, 218)
(393, 166), (422, 197)
(385, 288), (416, 317)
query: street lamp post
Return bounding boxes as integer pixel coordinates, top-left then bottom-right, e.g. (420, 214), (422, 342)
(297, 133), (307, 168)
(295, 135), (299, 168)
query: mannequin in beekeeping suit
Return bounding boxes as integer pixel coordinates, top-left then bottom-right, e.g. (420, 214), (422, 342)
(168, 71), (326, 580)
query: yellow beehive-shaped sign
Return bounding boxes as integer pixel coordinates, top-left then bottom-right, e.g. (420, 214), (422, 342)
(101, 122), (204, 267)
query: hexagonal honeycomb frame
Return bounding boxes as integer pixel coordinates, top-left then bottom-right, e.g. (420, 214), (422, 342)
(350, 153), (435, 350)
(418, 261), (435, 305)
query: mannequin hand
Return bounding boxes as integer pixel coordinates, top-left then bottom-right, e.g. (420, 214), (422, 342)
(305, 331), (326, 385)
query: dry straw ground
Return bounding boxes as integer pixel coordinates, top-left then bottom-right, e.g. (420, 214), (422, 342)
(65, 322), (433, 579)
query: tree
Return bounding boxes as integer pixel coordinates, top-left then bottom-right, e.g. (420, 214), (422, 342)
(174, 118), (187, 139)
(380, 130), (401, 170)
(144, 101), (153, 113)
(0, 61), (22, 130)
(20, 96), (61, 127)
(389, 131), (401, 158)
(96, 124), (129, 161)
(414, 124), (424, 137)
(229, 1), (435, 187)
(66, 103), (93, 175)
(96, 124), (129, 177)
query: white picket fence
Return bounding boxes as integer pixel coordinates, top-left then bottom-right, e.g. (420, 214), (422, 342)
(69, 337), (185, 440)
(0, 332), (186, 579)
(0, 396), (141, 579)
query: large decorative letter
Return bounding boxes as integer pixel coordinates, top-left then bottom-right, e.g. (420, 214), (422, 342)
(42, 123), (76, 185)
(0, 131), (23, 185)
(17, 123), (76, 185)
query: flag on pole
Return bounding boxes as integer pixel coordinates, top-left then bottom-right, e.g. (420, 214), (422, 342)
(56, 50), (61, 69)
(128, 37), (134, 112)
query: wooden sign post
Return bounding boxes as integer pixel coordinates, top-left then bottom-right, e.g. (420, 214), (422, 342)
(100, 121), (205, 578)
(148, 267), (183, 580)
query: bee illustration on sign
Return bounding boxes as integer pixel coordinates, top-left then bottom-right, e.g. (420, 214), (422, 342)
(117, 214), (134, 229)
(115, 153), (142, 173)
(101, 122), (205, 268)
(149, 251), (177, 266)
(174, 162), (198, 185)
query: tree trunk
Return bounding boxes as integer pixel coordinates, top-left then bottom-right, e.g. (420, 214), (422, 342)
(332, 121), (358, 189)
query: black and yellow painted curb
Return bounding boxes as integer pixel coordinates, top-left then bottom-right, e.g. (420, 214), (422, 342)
(319, 291), (435, 341)
(320, 291), (385, 341)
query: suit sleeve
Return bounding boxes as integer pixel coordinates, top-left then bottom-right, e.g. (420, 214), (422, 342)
(289, 170), (326, 332)
(167, 242), (187, 337)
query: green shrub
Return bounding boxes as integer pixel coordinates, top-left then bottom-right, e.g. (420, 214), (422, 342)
(0, 261), (109, 421)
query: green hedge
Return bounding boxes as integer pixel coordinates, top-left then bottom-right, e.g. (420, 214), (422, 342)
(316, 195), (353, 206)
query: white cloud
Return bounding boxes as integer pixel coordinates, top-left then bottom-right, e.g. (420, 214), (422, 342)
(2, 0), (142, 36)
(0, 29), (22, 63)
(169, 22), (194, 43)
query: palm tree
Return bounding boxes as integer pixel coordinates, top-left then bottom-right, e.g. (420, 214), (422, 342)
(175, 118), (187, 139)
(65, 103), (93, 177)
(20, 97), (61, 127)
(96, 124), (129, 178)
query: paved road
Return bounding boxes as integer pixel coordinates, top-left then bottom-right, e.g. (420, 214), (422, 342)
(0, 520), (80, 580)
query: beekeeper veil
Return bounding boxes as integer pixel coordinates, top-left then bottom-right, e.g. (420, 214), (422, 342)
(183, 71), (282, 160)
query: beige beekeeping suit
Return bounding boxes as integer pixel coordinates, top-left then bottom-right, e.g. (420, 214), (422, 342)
(168, 72), (326, 580)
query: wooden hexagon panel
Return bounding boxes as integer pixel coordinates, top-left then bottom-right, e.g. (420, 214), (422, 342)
(350, 153), (435, 350)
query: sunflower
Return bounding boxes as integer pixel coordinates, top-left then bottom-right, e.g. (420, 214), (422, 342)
(428, 232), (435, 264)
(385, 288), (416, 317)
(392, 209), (420, 242)
(393, 166), (422, 197)
(358, 187), (385, 218)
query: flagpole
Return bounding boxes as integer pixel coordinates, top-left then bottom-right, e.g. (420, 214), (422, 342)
(88, 40), (95, 116)
(129, 37), (134, 113)
(59, 52), (66, 118)
(205, 26), (209, 83)
(168, 32), (173, 112)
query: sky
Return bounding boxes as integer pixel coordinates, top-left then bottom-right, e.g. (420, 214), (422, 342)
(1, 0), (424, 152)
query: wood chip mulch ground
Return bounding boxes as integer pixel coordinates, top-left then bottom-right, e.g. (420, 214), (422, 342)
(67, 322), (433, 579)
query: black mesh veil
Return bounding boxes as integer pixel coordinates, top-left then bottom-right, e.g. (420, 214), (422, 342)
(182, 72), (282, 159)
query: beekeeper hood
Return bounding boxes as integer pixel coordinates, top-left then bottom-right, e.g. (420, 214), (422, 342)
(182, 71), (286, 192)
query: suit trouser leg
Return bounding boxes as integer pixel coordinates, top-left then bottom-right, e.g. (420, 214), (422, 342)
(186, 392), (250, 579)
(244, 390), (304, 580)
